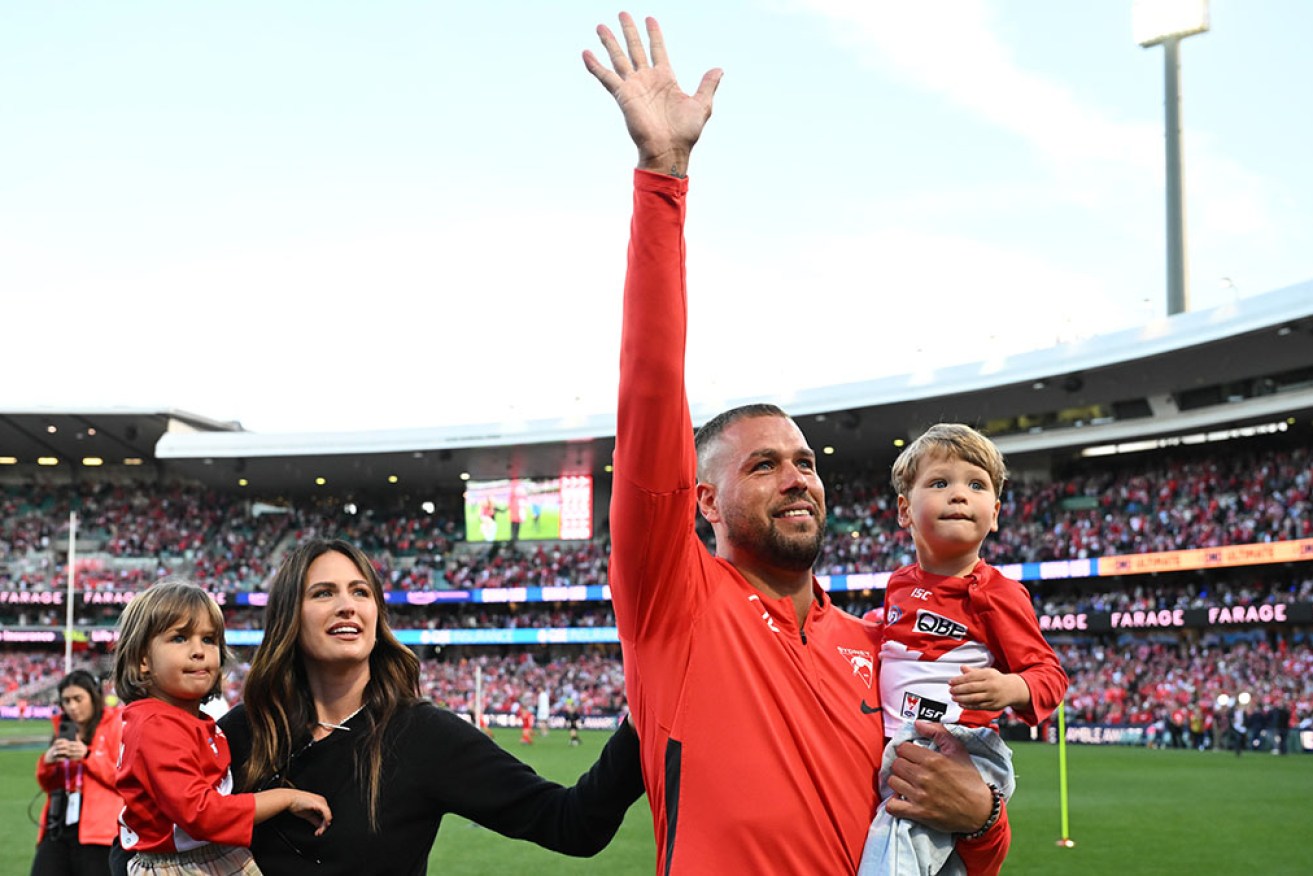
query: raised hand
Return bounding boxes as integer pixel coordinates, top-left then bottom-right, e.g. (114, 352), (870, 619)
(582, 12), (722, 177)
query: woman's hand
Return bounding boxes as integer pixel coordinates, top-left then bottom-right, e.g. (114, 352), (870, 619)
(287, 791), (333, 837)
(44, 738), (88, 763)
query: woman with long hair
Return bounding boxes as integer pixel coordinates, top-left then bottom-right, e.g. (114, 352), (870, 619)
(31, 670), (124, 876)
(219, 538), (643, 875)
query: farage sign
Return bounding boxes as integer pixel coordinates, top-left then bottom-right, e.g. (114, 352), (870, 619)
(1039, 601), (1300, 633)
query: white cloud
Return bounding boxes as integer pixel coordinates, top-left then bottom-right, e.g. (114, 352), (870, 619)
(797, 0), (1155, 170)
(793, 0), (1279, 230)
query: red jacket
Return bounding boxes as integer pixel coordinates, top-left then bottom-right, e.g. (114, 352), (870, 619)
(116, 698), (254, 853)
(35, 705), (124, 847)
(610, 170), (1008, 874)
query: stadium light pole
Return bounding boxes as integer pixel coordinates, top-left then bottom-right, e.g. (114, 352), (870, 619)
(1133, 0), (1210, 316)
(65, 511), (77, 674)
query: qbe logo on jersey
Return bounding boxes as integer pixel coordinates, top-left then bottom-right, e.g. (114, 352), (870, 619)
(900, 692), (948, 722)
(914, 609), (967, 639)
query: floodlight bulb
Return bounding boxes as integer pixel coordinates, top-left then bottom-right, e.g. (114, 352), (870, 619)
(1133, 0), (1210, 47)
(1238, 691), (1251, 706)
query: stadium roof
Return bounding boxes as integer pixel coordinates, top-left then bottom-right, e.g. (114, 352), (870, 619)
(5, 280), (1311, 493)
(0, 407), (239, 476)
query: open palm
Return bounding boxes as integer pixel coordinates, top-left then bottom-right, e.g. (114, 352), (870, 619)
(583, 13), (721, 175)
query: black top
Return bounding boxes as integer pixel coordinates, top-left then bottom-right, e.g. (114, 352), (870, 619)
(218, 702), (645, 876)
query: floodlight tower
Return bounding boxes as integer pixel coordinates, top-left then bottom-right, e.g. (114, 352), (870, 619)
(1134, 0), (1210, 316)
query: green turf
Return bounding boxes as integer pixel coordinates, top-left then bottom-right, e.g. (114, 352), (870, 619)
(463, 505), (562, 542)
(1004, 742), (1313, 875)
(427, 729), (655, 874)
(3, 733), (1310, 874)
(0, 719), (49, 741)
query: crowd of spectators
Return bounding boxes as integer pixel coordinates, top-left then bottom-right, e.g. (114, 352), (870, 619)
(5, 436), (1313, 744)
(817, 439), (1311, 573)
(1, 481), (618, 593)
(0, 645), (629, 722)
(3, 437), (1310, 596)
(0, 651), (108, 705)
(416, 649), (627, 716)
(9, 633), (1311, 747)
(220, 604), (617, 632)
(1059, 636), (1312, 743)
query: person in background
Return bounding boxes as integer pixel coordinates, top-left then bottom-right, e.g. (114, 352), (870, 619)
(537, 687), (552, 738)
(1190, 706), (1207, 751)
(1232, 702), (1248, 756)
(520, 702), (536, 745)
(1213, 702), (1231, 754)
(31, 670), (124, 876)
(1271, 697), (1292, 755)
(565, 701), (582, 747)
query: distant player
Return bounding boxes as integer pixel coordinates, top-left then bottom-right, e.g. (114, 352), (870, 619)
(564, 702), (582, 747)
(519, 705), (535, 745)
(537, 689), (552, 738)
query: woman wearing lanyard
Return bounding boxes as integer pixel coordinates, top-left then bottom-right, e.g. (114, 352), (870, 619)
(31, 670), (125, 876)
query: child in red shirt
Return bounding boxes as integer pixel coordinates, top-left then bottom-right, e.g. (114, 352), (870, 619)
(114, 581), (331, 875)
(861, 424), (1067, 874)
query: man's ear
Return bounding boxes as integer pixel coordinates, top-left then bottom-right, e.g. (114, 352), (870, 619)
(896, 494), (912, 529)
(696, 482), (720, 523)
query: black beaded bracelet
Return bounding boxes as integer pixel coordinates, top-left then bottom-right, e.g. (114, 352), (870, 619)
(960, 783), (1004, 841)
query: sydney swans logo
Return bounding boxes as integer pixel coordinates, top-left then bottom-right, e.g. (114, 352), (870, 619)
(838, 647), (875, 688)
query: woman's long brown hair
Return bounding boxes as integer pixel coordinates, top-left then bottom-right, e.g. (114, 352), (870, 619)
(58, 670), (105, 745)
(238, 538), (420, 832)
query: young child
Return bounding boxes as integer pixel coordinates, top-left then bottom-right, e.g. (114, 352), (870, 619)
(113, 580), (331, 875)
(859, 424), (1068, 875)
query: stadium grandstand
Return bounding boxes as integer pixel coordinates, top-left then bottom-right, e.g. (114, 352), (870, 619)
(3, 280), (1312, 749)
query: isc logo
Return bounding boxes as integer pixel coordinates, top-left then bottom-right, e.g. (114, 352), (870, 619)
(900, 692), (948, 722)
(914, 610), (967, 639)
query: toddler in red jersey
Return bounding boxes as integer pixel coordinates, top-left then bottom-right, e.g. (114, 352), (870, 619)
(860, 424), (1068, 874)
(113, 580), (331, 875)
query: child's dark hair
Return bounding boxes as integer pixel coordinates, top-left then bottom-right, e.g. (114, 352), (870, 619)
(113, 579), (229, 704)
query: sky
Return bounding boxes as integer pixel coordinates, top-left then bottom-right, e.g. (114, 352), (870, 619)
(3, 1), (1310, 435)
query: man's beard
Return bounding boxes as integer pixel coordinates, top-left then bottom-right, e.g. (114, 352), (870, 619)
(724, 508), (824, 572)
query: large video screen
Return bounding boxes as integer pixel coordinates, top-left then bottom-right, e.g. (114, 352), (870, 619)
(462, 476), (593, 543)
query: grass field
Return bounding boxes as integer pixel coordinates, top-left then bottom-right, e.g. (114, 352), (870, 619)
(463, 505), (561, 543)
(4, 725), (1311, 874)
